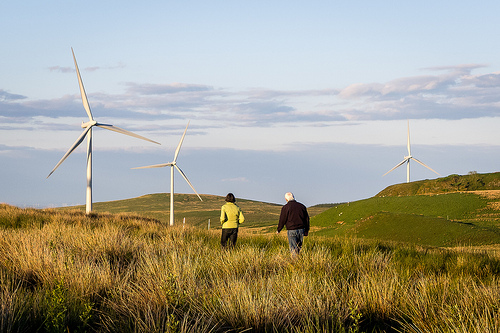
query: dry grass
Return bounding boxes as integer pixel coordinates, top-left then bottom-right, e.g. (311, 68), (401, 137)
(1, 204), (500, 332)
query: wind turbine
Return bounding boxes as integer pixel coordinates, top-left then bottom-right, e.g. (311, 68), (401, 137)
(47, 48), (160, 214)
(383, 120), (439, 183)
(132, 122), (203, 226)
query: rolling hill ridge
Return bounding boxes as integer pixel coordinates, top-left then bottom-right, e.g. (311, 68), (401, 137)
(376, 172), (500, 197)
(59, 172), (500, 247)
(313, 172), (500, 247)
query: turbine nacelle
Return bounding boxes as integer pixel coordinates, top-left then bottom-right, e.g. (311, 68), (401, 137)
(81, 120), (97, 128)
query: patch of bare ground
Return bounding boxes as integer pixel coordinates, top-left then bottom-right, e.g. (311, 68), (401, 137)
(470, 190), (500, 200)
(468, 191), (500, 213)
(239, 226), (273, 234)
(466, 190), (500, 222)
(447, 244), (500, 256)
(239, 225), (327, 235)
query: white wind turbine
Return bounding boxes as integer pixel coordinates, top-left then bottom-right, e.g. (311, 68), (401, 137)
(383, 120), (439, 183)
(132, 122), (203, 226)
(47, 48), (160, 214)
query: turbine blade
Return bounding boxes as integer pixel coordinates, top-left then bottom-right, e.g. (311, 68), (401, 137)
(407, 119), (411, 156)
(382, 159), (408, 177)
(47, 126), (92, 178)
(71, 48), (93, 121)
(173, 121), (190, 162)
(411, 157), (440, 175)
(132, 162), (172, 169)
(96, 123), (160, 145)
(175, 164), (203, 201)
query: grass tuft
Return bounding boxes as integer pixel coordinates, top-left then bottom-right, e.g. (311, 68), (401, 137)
(0, 204), (499, 332)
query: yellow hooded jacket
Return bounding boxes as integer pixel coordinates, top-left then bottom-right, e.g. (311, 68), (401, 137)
(220, 202), (244, 229)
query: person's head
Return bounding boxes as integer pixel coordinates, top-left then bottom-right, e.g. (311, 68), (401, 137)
(285, 192), (295, 202)
(225, 193), (236, 203)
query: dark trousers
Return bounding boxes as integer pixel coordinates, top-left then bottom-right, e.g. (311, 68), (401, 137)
(221, 228), (238, 248)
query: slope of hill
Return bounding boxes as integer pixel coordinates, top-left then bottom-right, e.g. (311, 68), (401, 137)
(313, 172), (500, 247)
(60, 193), (333, 229)
(59, 173), (500, 247)
(376, 172), (500, 197)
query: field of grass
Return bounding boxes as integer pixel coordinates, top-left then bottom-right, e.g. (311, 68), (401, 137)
(59, 193), (334, 230)
(312, 191), (500, 247)
(376, 171), (500, 197)
(59, 175), (500, 248)
(1, 204), (500, 332)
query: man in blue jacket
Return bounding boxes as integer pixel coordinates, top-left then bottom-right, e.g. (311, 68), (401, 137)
(276, 192), (310, 255)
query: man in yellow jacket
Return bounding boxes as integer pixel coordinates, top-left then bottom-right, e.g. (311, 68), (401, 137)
(220, 193), (245, 248)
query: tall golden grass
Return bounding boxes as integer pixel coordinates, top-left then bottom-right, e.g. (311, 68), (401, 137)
(0, 203), (500, 332)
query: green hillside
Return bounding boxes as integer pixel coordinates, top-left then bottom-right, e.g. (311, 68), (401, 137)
(377, 172), (500, 197)
(313, 172), (500, 247)
(60, 172), (500, 247)
(60, 193), (277, 228)
(60, 193), (334, 229)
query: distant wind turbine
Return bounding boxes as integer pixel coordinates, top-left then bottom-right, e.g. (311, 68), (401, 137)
(47, 48), (160, 214)
(132, 122), (203, 226)
(383, 120), (439, 183)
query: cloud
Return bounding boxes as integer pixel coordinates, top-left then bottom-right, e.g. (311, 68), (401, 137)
(125, 82), (214, 95)
(221, 177), (250, 183)
(339, 72), (457, 100)
(48, 66), (74, 73)
(338, 83), (384, 99)
(0, 94), (84, 120)
(85, 63), (126, 72)
(3, 63), (500, 132)
(422, 64), (488, 73)
(245, 88), (339, 100)
(48, 63), (125, 74)
(0, 100), (43, 119)
(0, 90), (26, 101)
(335, 65), (500, 120)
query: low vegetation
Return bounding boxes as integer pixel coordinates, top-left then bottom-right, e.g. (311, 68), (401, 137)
(312, 191), (500, 246)
(312, 172), (500, 246)
(1, 204), (500, 332)
(59, 193), (337, 230)
(62, 173), (500, 248)
(60, 193), (285, 228)
(376, 171), (500, 197)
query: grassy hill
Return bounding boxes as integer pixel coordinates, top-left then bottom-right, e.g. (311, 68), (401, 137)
(376, 171), (500, 197)
(60, 193), (335, 230)
(313, 172), (500, 247)
(59, 172), (500, 247)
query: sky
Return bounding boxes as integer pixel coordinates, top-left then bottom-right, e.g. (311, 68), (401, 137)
(2, 1), (500, 209)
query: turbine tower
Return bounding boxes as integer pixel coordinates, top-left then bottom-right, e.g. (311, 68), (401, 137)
(383, 120), (439, 183)
(133, 122), (203, 226)
(47, 48), (160, 214)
